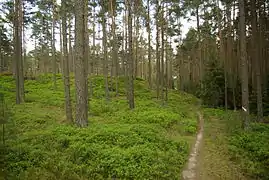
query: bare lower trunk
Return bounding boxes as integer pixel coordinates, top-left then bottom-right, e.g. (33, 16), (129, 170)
(15, 0), (24, 104)
(127, 0), (134, 109)
(52, 1), (57, 89)
(74, 0), (88, 127)
(239, 0), (249, 129)
(101, 1), (109, 101)
(147, 0), (152, 89)
(156, 1), (160, 99)
(62, 0), (73, 123)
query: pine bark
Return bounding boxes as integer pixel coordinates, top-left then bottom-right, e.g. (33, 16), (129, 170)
(127, 0), (134, 109)
(147, 0), (152, 89)
(74, 0), (88, 127)
(62, 0), (73, 123)
(239, 0), (249, 129)
(156, 1), (160, 99)
(251, 0), (263, 121)
(14, 0), (24, 104)
(101, 0), (109, 101)
(52, 0), (57, 89)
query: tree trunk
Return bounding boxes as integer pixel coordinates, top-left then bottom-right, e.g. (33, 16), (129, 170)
(156, 1), (160, 99)
(68, 17), (73, 73)
(251, 0), (263, 121)
(101, 0), (109, 101)
(14, 0), (24, 104)
(89, 1), (95, 98)
(110, 0), (119, 96)
(226, 2), (234, 110)
(62, 0), (73, 123)
(196, 5), (202, 85)
(59, 22), (63, 74)
(239, 0), (249, 129)
(217, 0), (227, 110)
(147, 0), (152, 89)
(74, 0), (88, 127)
(127, 0), (134, 109)
(84, 0), (89, 113)
(135, 15), (139, 78)
(52, 0), (57, 89)
(161, 3), (165, 102)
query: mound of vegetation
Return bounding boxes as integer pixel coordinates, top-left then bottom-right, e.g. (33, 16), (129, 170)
(204, 109), (269, 180)
(0, 74), (200, 179)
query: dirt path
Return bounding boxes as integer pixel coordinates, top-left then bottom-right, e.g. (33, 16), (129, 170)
(182, 112), (248, 180)
(182, 112), (204, 180)
(195, 114), (248, 180)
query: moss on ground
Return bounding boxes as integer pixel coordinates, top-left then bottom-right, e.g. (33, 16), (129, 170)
(0, 74), (200, 180)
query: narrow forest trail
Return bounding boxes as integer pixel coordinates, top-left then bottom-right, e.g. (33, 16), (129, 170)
(194, 112), (248, 180)
(182, 111), (248, 180)
(182, 112), (204, 180)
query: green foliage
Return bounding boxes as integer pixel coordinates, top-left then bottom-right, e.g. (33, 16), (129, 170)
(204, 108), (269, 180)
(0, 74), (199, 179)
(196, 60), (242, 109)
(4, 124), (189, 179)
(229, 123), (269, 180)
(196, 60), (225, 107)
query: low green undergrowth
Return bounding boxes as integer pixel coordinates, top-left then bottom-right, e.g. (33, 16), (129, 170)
(0, 74), (200, 179)
(204, 108), (269, 180)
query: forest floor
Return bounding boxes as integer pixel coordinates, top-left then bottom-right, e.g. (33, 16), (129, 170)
(1, 74), (269, 179)
(182, 112), (204, 180)
(195, 111), (248, 180)
(0, 74), (200, 179)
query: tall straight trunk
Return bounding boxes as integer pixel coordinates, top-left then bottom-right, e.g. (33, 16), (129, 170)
(127, 0), (134, 109)
(259, 2), (267, 100)
(14, 0), (24, 104)
(156, 1), (160, 99)
(232, 0), (237, 110)
(169, 41), (173, 88)
(239, 0), (249, 129)
(217, 0), (227, 110)
(52, 0), (57, 89)
(101, 1), (109, 101)
(147, 0), (152, 89)
(34, 38), (37, 76)
(121, 9), (125, 76)
(89, 1), (95, 97)
(59, 22), (63, 74)
(62, 0), (73, 123)
(196, 5), (202, 85)
(135, 16), (139, 77)
(227, 2), (234, 109)
(22, 1), (26, 77)
(68, 17), (73, 73)
(160, 3), (165, 102)
(84, 0), (89, 112)
(110, 0), (119, 96)
(251, 0), (263, 121)
(165, 37), (168, 102)
(124, 5), (129, 101)
(19, 0), (24, 101)
(74, 0), (88, 127)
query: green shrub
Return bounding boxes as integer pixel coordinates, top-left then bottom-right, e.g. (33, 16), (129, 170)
(204, 108), (269, 180)
(2, 74), (199, 179)
(228, 123), (269, 179)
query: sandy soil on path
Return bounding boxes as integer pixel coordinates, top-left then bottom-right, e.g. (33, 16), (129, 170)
(182, 112), (248, 180)
(195, 116), (248, 180)
(182, 112), (204, 180)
